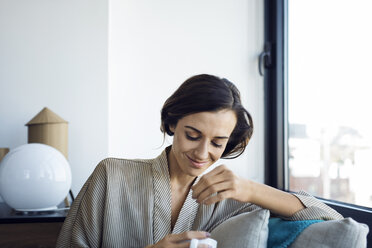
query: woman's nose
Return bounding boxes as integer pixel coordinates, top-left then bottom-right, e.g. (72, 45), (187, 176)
(194, 140), (209, 160)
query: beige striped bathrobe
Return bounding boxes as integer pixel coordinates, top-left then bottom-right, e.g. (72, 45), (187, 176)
(56, 147), (342, 247)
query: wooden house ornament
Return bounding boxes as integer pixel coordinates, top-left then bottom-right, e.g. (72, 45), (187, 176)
(26, 107), (68, 158)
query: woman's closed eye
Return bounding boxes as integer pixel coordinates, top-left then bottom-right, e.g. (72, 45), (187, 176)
(211, 141), (223, 148)
(186, 133), (223, 148)
(185, 133), (200, 141)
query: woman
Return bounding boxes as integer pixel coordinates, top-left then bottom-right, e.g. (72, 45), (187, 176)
(56, 74), (342, 247)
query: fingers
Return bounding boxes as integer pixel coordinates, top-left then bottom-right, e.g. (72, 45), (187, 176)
(201, 190), (232, 205)
(153, 231), (210, 248)
(171, 242), (210, 248)
(170, 242), (194, 248)
(194, 181), (233, 203)
(168, 231), (210, 242)
(192, 165), (237, 203)
(172, 242), (211, 248)
(197, 245), (211, 248)
(191, 165), (228, 196)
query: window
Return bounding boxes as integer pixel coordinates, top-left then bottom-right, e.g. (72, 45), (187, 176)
(288, 0), (372, 209)
(263, 0), (372, 243)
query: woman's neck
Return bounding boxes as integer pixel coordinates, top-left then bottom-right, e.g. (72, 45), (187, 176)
(167, 147), (196, 189)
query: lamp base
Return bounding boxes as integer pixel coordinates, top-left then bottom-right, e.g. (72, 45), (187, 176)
(14, 206), (58, 213)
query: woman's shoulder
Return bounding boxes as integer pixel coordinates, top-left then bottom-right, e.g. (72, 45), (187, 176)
(85, 157), (156, 188)
(99, 157), (154, 167)
(94, 157), (155, 175)
(96, 149), (168, 172)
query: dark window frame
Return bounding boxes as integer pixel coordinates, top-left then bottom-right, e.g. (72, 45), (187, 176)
(263, 0), (372, 244)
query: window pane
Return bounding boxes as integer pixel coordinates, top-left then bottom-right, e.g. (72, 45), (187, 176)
(288, 0), (372, 208)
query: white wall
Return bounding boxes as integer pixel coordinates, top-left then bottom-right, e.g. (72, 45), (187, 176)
(109, 0), (264, 182)
(0, 0), (264, 205)
(0, 0), (108, 198)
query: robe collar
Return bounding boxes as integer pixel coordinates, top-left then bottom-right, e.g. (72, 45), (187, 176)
(151, 146), (200, 243)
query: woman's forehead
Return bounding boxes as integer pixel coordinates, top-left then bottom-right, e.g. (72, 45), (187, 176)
(178, 110), (237, 135)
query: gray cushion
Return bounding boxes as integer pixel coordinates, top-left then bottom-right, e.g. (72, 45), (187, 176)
(210, 209), (270, 248)
(290, 217), (369, 248)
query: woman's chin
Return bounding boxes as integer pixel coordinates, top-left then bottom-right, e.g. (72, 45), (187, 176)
(185, 165), (209, 177)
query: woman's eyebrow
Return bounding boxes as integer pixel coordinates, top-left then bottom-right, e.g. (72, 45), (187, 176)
(185, 125), (201, 134)
(184, 126), (229, 139)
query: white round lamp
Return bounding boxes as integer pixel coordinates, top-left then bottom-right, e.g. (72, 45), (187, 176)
(0, 143), (72, 211)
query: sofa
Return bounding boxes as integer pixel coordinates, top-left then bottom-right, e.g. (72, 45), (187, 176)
(210, 208), (369, 248)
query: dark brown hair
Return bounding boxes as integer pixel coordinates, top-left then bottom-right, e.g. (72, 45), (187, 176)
(160, 74), (253, 159)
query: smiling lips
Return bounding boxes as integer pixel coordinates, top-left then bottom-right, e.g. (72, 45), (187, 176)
(187, 155), (208, 169)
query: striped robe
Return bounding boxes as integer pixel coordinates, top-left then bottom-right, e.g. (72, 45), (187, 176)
(56, 147), (342, 248)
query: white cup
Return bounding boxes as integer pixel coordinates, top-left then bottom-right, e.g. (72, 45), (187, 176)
(189, 238), (217, 248)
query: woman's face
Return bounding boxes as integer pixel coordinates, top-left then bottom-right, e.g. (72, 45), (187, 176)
(169, 109), (237, 178)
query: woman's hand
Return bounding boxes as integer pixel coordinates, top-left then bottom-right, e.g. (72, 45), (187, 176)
(191, 165), (252, 205)
(192, 165), (306, 217)
(145, 231), (211, 248)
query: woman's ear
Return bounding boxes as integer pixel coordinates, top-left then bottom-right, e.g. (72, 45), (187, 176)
(169, 125), (176, 134)
(169, 125), (175, 133)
